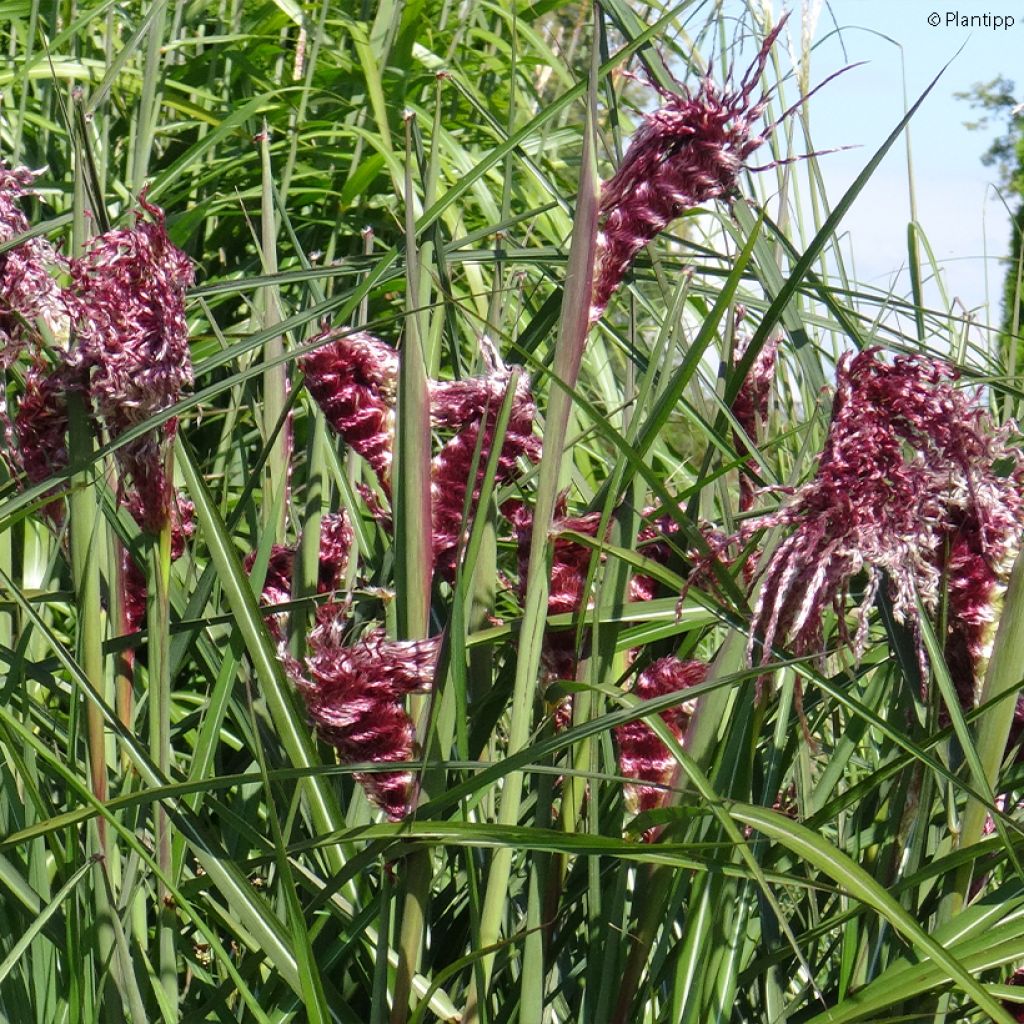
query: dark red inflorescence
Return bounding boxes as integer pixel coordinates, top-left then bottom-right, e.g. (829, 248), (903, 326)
(120, 491), (197, 635)
(67, 196), (194, 532)
(590, 22), (786, 323)
(615, 657), (708, 823)
(429, 370), (542, 576)
(294, 624), (440, 819)
(0, 166), (70, 364)
(740, 349), (1023, 699)
(300, 330), (399, 491)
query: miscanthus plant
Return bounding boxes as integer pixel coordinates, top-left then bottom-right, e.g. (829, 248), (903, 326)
(3, 2), (1024, 1023)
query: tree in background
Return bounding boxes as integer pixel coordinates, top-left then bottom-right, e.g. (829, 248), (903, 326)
(958, 76), (1024, 361)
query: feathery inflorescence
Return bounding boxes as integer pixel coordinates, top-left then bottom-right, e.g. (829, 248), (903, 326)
(741, 348), (1024, 701)
(69, 195), (194, 531)
(590, 22), (786, 323)
(292, 619), (440, 819)
(615, 657), (707, 824)
(302, 328), (541, 578)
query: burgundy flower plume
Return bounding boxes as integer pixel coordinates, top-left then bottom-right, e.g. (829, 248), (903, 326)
(590, 21), (786, 323)
(0, 166), (69, 360)
(291, 620), (439, 819)
(0, 165), (72, 465)
(741, 348), (1024, 700)
(302, 328), (542, 577)
(615, 657), (707, 825)
(69, 195), (194, 532)
(429, 360), (542, 575)
(300, 329), (399, 492)
(245, 511), (354, 632)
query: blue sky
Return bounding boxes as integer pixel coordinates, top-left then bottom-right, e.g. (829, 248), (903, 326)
(791, 0), (1020, 325)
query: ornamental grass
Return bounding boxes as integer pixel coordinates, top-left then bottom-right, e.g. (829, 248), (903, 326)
(2, 5), (1024, 1024)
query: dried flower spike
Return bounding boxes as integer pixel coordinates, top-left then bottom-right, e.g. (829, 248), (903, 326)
(591, 21), (786, 323)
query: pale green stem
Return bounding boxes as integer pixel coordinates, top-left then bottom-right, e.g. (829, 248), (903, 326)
(149, 503), (176, 1014)
(259, 125), (289, 543)
(463, 45), (599, 1023)
(390, 112), (435, 1024)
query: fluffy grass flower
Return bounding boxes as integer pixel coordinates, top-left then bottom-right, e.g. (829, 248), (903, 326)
(293, 624), (439, 819)
(615, 657), (707, 823)
(300, 329), (399, 491)
(744, 348), (1024, 696)
(590, 23), (786, 323)
(70, 196), (194, 531)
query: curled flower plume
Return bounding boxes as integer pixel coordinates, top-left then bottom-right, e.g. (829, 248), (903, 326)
(744, 349), (1024, 692)
(590, 21), (786, 323)
(300, 329), (399, 490)
(615, 657), (707, 822)
(430, 369), (542, 575)
(245, 512), (354, 624)
(291, 626), (439, 819)
(70, 196), (194, 531)
(731, 325), (780, 513)
(303, 329), (541, 576)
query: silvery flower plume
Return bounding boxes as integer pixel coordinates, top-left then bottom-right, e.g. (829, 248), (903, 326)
(744, 349), (1024, 686)
(590, 21), (787, 323)
(70, 195), (194, 532)
(615, 657), (707, 826)
(300, 329), (399, 492)
(292, 622), (439, 819)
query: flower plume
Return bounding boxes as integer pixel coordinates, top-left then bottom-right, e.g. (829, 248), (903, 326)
(615, 657), (707, 824)
(300, 329), (399, 491)
(302, 329), (541, 577)
(590, 21), (786, 323)
(292, 624), (439, 819)
(743, 348), (1024, 697)
(69, 195), (194, 531)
